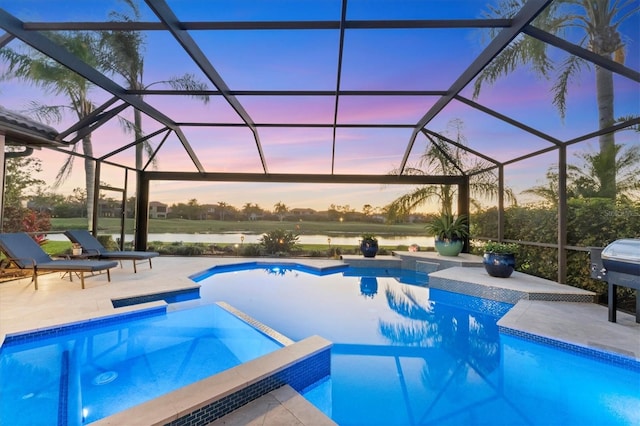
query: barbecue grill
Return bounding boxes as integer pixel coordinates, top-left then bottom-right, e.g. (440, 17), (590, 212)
(590, 238), (640, 323)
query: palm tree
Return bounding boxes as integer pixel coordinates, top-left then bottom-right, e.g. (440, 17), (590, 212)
(273, 202), (289, 221)
(524, 143), (640, 204)
(386, 119), (515, 220)
(1, 31), (102, 228)
(569, 143), (640, 199)
(522, 168), (562, 206)
(98, 0), (210, 170)
(380, 286), (501, 388)
(217, 201), (229, 220)
(474, 0), (639, 199)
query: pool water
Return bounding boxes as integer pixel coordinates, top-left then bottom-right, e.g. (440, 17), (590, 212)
(188, 265), (640, 426)
(0, 304), (283, 425)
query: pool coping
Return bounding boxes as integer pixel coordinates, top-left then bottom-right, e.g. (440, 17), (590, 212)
(92, 334), (333, 426)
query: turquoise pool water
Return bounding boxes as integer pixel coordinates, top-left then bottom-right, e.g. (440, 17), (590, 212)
(189, 264), (640, 426)
(2, 263), (638, 425)
(0, 304), (283, 425)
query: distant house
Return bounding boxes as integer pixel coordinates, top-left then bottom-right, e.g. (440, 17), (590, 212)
(290, 208), (316, 216)
(201, 204), (217, 220)
(97, 199), (121, 218)
(149, 201), (168, 219)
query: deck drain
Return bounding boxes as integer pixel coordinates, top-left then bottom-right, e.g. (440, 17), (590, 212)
(92, 371), (118, 386)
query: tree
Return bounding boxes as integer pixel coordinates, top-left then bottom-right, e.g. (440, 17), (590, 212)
(27, 189), (65, 215)
(474, 0), (639, 199)
(186, 198), (202, 220)
(99, 0), (210, 170)
(2, 154), (48, 233)
(273, 202), (289, 221)
(242, 202), (263, 220)
(3, 155), (45, 211)
(524, 143), (640, 204)
(386, 119), (515, 220)
(217, 202), (229, 220)
(1, 31), (102, 229)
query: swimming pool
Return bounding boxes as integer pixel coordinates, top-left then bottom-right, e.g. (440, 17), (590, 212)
(0, 304), (284, 425)
(187, 263), (640, 426)
(2, 262), (638, 425)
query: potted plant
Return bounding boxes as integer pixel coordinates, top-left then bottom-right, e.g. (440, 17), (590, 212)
(482, 241), (518, 278)
(71, 243), (83, 256)
(360, 233), (379, 258)
(425, 214), (469, 256)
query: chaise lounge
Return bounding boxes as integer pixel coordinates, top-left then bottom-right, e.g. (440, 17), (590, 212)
(0, 232), (119, 289)
(64, 229), (159, 273)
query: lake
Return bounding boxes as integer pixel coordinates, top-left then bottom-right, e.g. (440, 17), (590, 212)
(47, 232), (434, 247)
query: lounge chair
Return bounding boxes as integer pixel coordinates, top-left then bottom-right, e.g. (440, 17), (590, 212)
(64, 230), (159, 273)
(0, 232), (119, 290)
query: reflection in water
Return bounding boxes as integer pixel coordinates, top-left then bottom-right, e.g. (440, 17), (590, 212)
(359, 277), (378, 298)
(380, 286), (500, 391)
(261, 266), (295, 276)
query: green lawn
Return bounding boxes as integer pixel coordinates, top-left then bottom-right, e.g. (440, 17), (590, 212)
(43, 217), (428, 257)
(50, 217), (427, 236)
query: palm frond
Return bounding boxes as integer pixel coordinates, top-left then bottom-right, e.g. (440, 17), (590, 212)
(166, 74), (211, 104)
(22, 102), (65, 125)
(117, 115), (140, 135)
(53, 145), (79, 188)
(552, 55), (587, 119)
(384, 287), (434, 320)
(616, 115), (640, 132)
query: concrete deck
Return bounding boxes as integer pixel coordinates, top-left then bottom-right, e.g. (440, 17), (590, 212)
(1, 255), (638, 425)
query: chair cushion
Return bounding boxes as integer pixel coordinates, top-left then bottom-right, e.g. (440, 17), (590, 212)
(99, 251), (159, 260)
(37, 259), (119, 272)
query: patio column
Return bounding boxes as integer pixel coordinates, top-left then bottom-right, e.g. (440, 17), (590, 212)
(458, 176), (470, 253)
(134, 171), (150, 251)
(91, 161), (100, 234)
(0, 133), (5, 231)
(498, 165), (505, 241)
(557, 145), (568, 283)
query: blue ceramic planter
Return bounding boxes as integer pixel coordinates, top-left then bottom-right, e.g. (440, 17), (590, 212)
(483, 252), (516, 278)
(360, 239), (379, 258)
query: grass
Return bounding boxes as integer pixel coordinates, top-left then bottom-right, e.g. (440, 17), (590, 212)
(41, 218), (426, 257)
(50, 218), (427, 236)
(40, 218), (428, 257)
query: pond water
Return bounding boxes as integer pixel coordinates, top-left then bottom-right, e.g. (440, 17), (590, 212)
(47, 233), (434, 247)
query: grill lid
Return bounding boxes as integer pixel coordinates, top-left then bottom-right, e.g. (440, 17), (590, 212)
(601, 238), (640, 263)
(601, 238), (640, 277)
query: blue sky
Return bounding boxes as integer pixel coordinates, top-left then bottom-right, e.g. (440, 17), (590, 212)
(0, 0), (638, 213)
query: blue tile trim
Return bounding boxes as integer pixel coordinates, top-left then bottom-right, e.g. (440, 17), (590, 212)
(111, 287), (200, 308)
(499, 326), (640, 371)
(58, 350), (69, 426)
(189, 261), (349, 282)
(164, 349), (331, 426)
(1, 306), (166, 347)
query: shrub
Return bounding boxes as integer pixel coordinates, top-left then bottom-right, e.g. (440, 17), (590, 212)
(241, 244), (262, 256)
(259, 229), (299, 255)
(97, 235), (117, 250)
(483, 241), (519, 254)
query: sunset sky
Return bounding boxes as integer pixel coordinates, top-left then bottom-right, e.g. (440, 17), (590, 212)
(1, 0), (638, 213)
